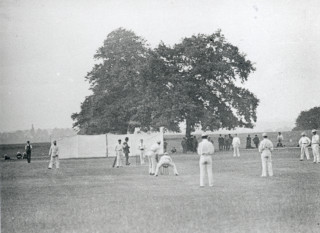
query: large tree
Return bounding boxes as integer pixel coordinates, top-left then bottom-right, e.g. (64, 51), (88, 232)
(72, 29), (259, 136)
(143, 30), (259, 137)
(293, 106), (320, 131)
(71, 28), (150, 134)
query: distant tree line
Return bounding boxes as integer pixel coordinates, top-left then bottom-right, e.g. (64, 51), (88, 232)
(0, 128), (77, 144)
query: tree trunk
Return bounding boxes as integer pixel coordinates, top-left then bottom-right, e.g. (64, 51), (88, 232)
(185, 118), (194, 152)
(186, 118), (192, 138)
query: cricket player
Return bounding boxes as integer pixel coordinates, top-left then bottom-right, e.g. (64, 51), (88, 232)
(259, 133), (274, 177)
(145, 140), (161, 175)
(138, 139), (146, 165)
(311, 129), (320, 163)
(277, 132), (284, 147)
(299, 132), (311, 161)
(25, 141), (32, 163)
(48, 140), (59, 169)
(154, 153), (179, 176)
(123, 137), (130, 166)
(232, 134), (241, 157)
(115, 139), (123, 168)
(197, 132), (214, 187)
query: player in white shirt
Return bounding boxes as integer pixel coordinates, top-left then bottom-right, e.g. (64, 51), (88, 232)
(232, 134), (241, 157)
(259, 133), (274, 177)
(154, 153), (179, 176)
(138, 139), (146, 165)
(298, 132), (311, 161)
(145, 140), (161, 175)
(115, 139), (123, 168)
(197, 132), (214, 187)
(48, 140), (60, 169)
(311, 129), (320, 163)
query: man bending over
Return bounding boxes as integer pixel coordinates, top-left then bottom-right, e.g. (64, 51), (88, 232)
(154, 152), (179, 176)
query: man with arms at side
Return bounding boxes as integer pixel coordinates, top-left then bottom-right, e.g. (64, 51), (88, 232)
(259, 133), (274, 177)
(114, 139), (123, 168)
(25, 141), (32, 163)
(311, 129), (319, 163)
(48, 140), (59, 169)
(123, 137), (130, 166)
(197, 132), (214, 187)
(299, 132), (311, 161)
(232, 134), (241, 157)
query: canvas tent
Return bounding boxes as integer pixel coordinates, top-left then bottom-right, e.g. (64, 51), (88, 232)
(56, 135), (107, 159)
(54, 130), (164, 159)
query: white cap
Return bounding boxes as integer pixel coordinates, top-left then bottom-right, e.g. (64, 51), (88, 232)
(301, 132), (306, 136)
(312, 129), (317, 133)
(262, 133), (267, 137)
(201, 132), (208, 137)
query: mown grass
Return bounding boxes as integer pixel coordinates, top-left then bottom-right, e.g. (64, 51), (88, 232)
(1, 148), (319, 233)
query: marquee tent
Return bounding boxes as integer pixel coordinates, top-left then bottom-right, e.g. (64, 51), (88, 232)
(56, 135), (107, 159)
(54, 130), (164, 159)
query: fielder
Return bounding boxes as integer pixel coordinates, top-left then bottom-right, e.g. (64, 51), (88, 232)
(311, 129), (320, 163)
(259, 133), (274, 177)
(154, 153), (179, 176)
(138, 139), (146, 165)
(197, 132), (214, 187)
(115, 139), (123, 168)
(232, 134), (241, 157)
(299, 132), (311, 161)
(145, 140), (161, 175)
(25, 141), (32, 163)
(48, 140), (59, 169)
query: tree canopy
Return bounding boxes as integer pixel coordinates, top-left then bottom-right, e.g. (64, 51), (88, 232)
(71, 28), (150, 134)
(72, 28), (259, 136)
(293, 106), (320, 131)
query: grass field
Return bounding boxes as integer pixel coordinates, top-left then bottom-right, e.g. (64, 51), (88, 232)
(1, 148), (319, 233)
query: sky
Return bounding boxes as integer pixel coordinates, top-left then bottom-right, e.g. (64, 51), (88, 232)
(1, 0), (320, 132)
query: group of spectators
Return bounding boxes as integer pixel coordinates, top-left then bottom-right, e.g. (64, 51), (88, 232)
(180, 132), (287, 153)
(217, 134), (233, 151)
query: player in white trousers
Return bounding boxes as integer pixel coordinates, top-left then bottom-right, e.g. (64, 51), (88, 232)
(298, 132), (311, 161)
(115, 139), (123, 167)
(259, 133), (274, 177)
(146, 140), (161, 175)
(48, 140), (59, 169)
(197, 132), (214, 187)
(232, 134), (241, 157)
(154, 153), (179, 176)
(311, 129), (320, 163)
(138, 139), (146, 165)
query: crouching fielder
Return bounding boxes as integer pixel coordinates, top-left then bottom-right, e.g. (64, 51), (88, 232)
(259, 133), (273, 177)
(154, 153), (178, 176)
(48, 140), (59, 169)
(197, 132), (214, 187)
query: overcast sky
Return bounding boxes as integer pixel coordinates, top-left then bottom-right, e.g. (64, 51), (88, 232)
(1, 0), (319, 132)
